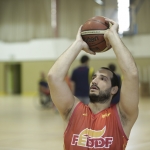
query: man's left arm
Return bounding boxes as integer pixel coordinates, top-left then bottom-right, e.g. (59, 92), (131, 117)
(104, 19), (139, 133)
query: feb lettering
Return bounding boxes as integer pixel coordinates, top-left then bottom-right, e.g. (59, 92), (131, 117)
(71, 127), (113, 148)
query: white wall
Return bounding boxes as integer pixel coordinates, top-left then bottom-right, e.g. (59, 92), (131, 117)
(0, 34), (150, 62)
(0, 38), (71, 62)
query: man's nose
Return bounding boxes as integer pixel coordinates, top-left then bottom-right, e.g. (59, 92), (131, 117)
(91, 78), (98, 85)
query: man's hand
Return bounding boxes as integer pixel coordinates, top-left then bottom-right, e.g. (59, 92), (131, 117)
(104, 18), (119, 49)
(76, 26), (96, 55)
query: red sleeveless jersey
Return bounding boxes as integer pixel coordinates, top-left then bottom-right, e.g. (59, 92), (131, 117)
(64, 102), (128, 150)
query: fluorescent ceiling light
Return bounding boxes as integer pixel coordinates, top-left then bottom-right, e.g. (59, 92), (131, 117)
(94, 0), (103, 5)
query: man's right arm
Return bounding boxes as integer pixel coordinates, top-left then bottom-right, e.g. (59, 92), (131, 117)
(47, 27), (95, 120)
(70, 70), (76, 95)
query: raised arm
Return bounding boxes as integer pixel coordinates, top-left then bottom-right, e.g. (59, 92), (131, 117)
(104, 19), (139, 133)
(47, 27), (95, 120)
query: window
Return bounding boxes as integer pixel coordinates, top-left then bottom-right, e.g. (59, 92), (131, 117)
(117, 0), (130, 34)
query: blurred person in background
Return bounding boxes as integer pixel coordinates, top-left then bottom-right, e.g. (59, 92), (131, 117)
(70, 55), (94, 104)
(39, 71), (72, 107)
(39, 72), (51, 105)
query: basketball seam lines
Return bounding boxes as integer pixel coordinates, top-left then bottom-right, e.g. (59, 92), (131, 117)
(87, 19), (109, 28)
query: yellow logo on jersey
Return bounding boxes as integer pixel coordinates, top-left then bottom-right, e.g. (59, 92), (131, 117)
(102, 113), (111, 118)
(83, 113), (87, 116)
(71, 126), (113, 148)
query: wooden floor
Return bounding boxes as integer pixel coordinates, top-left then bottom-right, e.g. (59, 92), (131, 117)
(0, 95), (150, 150)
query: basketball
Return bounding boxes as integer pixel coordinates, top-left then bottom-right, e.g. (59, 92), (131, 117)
(81, 16), (112, 53)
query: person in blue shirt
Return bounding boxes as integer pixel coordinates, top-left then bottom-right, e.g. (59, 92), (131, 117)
(39, 72), (50, 105)
(71, 55), (94, 104)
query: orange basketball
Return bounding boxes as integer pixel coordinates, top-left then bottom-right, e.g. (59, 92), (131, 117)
(81, 16), (111, 53)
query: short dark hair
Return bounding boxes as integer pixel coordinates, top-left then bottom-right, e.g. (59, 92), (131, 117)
(108, 64), (116, 72)
(80, 55), (89, 64)
(100, 67), (121, 96)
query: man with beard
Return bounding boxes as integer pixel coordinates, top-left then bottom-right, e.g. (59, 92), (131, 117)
(89, 67), (120, 104)
(47, 18), (139, 150)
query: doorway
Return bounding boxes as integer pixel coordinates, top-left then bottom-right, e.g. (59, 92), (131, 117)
(4, 63), (21, 94)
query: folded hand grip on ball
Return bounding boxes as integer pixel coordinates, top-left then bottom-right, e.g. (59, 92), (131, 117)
(81, 16), (112, 53)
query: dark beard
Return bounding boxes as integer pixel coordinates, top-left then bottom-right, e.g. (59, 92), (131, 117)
(89, 88), (111, 103)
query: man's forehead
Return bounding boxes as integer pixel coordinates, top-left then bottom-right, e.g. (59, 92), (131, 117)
(96, 69), (113, 78)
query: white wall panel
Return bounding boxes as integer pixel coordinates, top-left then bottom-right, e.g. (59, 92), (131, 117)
(0, 34), (150, 62)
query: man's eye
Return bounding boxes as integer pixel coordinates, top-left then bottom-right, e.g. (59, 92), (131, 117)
(101, 77), (106, 81)
(92, 76), (95, 80)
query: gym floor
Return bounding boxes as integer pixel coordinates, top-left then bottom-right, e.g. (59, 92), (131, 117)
(0, 95), (150, 150)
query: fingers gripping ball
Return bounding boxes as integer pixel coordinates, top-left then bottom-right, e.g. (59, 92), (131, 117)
(81, 16), (112, 53)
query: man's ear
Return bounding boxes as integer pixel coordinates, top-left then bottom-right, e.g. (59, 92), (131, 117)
(111, 86), (118, 95)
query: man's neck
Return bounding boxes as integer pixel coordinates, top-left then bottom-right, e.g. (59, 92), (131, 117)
(88, 102), (111, 114)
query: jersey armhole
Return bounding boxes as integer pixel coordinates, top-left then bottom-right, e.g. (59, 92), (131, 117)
(64, 102), (82, 135)
(114, 105), (128, 141)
